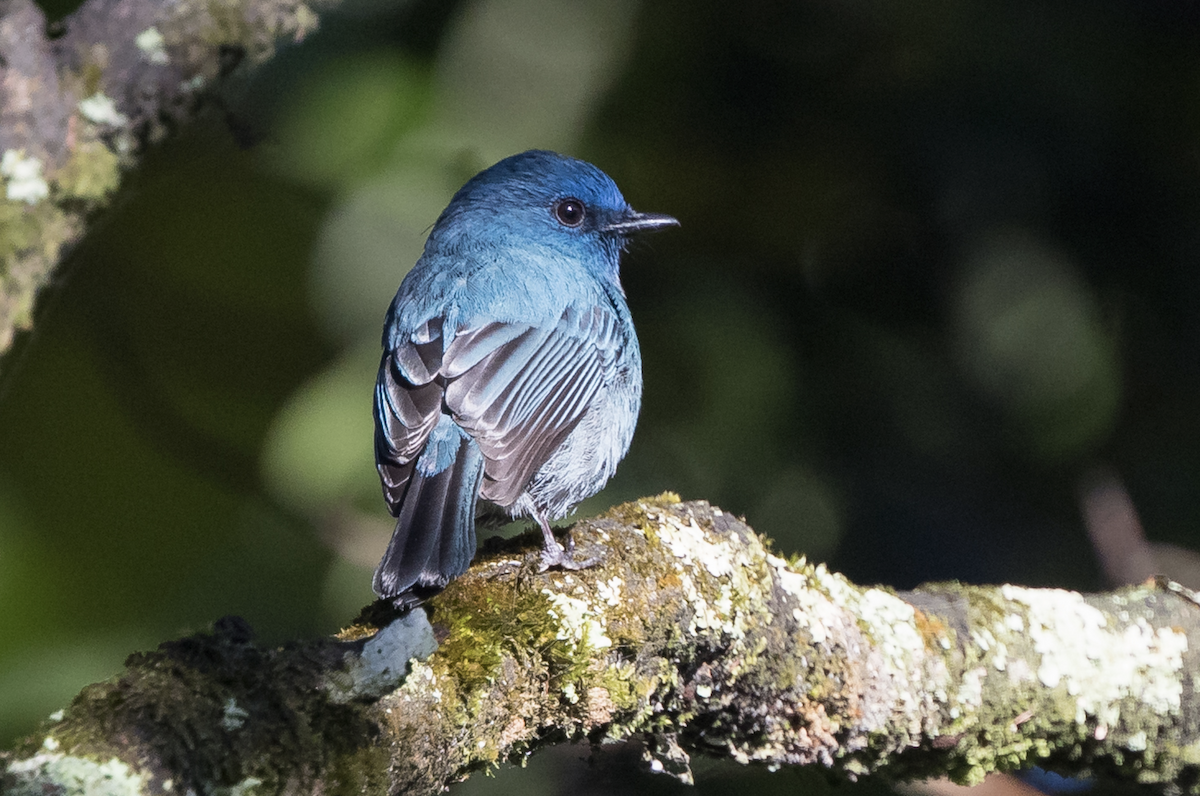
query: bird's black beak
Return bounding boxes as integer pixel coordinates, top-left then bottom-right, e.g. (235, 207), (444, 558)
(604, 210), (680, 234)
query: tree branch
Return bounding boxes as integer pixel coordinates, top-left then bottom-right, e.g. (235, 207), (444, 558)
(0, 0), (330, 355)
(4, 495), (1199, 795)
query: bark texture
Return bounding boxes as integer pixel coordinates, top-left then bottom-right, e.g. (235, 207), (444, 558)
(3, 495), (1200, 795)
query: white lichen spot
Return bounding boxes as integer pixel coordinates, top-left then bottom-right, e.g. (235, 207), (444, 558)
(769, 550), (945, 734)
(695, 683), (712, 699)
(78, 93), (127, 127)
(658, 513), (734, 577)
(221, 698), (249, 731)
(773, 559), (808, 597)
(970, 628), (994, 652)
(992, 641), (1008, 672)
(543, 589), (612, 650)
(678, 571), (725, 635)
(227, 776), (263, 796)
(596, 576), (623, 607)
(775, 556), (928, 666)
(771, 555), (840, 645)
(1001, 585), (1187, 724)
(1005, 613), (1025, 633)
(1038, 658), (1062, 688)
(181, 74), (207, 93)
(480, 557), (523, 578)
(714, 583), (734, 617)
(48, 710), (64, 722)
(956, 667), (987, 708)
(401, 660), (442, 702)
(1127, 730), (1148, 752)
(653, 510), (770, 640)
(1007, 658), (1035, 685)
(136, 27), (170, 64)
(41, 736), (58, 751)
(6, 753), (146, 795)
(860, 588), (925, 667)
(290, 4), (319, 41)
(563, 682), (579, 703)
(1, 150), (49, 204)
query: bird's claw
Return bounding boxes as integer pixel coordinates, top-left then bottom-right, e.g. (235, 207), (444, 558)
(538, 541), (600, 573)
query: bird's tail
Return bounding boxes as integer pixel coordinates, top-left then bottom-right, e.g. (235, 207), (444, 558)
(372, 434), (485, 609)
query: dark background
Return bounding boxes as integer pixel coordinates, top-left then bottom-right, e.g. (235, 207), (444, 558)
(3, 0), (1200, 792)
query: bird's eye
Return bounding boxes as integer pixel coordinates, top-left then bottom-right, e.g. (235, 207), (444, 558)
(553, 198), (586, 227)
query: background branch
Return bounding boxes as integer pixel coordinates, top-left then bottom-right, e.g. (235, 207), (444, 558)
(4, 496), (1199, 795)
(0, 0), (331, 355)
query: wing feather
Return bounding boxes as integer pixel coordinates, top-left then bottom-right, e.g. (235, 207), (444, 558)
(445, 306), (623, 506)
(393, 319), (445, 384)
(445, 327), (554, 415)
(376, 304), (625, 514)
(441, 323), (532, 377)
(374, 328), (449, 514)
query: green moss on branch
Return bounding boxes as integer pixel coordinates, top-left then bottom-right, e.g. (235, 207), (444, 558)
(5, 497), (1200, 795)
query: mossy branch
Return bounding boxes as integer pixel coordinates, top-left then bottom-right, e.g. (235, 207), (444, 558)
(4, 495), (1200, 795)
(0, 0), (331, 356)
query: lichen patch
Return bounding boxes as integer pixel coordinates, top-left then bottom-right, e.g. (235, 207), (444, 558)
(1, 150), (49, 204)
(542, 589), (612, 651)
(1000, 585), (1188, 724)
(4, 752), (146, 796)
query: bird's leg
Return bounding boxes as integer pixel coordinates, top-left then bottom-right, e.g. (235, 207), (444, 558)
(536, 509), (599, 572)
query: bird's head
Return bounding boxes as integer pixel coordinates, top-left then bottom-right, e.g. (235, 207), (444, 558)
(426, 150), (678, 276)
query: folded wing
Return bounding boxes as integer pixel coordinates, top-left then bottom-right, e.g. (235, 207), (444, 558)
(374, 305), (623, 513)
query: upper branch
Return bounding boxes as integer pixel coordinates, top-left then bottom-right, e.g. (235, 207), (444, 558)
(4, 495), (1199, 795)
(0, 0), (329, 355)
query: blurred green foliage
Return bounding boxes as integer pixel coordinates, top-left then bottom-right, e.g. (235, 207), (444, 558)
(4, 0), (1200, 791)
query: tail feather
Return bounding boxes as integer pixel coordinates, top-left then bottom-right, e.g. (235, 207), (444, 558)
(372, 434), (485, 607)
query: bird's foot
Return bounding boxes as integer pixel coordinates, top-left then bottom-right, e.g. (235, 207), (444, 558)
(535, 513), (600, 572)
(537, 537), (599, 573)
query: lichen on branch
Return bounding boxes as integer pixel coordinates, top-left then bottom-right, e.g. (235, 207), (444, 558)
(4, 496), (1200, 796)
(0, 0), (332, 356)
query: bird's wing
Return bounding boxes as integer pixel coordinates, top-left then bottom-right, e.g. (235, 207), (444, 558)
(374, 318), (450, 515)
(375, 307), (623, 514)
(442, 304), (623, 507)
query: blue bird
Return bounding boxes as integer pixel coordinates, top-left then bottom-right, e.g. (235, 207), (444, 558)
(373, 150), (678, 608)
